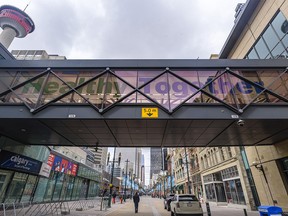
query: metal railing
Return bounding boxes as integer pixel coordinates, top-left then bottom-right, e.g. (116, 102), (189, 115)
(0, 198), (104, 216)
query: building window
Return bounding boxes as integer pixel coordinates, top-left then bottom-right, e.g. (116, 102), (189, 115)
(227, 147), (233, 158)
(220, 148), (225, 161)
(246, 11), (288, 59)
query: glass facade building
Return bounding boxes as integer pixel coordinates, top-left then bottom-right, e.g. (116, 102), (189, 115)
(246, 11), (288, 60)
(0, 135), (102, 204)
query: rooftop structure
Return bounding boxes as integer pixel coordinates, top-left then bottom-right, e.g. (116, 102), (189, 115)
(0, 5), (35, 48)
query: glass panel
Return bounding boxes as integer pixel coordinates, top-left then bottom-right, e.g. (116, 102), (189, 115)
(139, 73), (170, 110)
(228, 74), (263, 107)
(198, 70), (221, 89)
(52, 172), (64, 201)
(215, 183), (226, 202)
(257, 70), (288, 98)
(12, 70), (46, 86)
(262, 25), (280, 50)
(205, 184), (216, 201)
(33, 177), (49, 202)
(65, 176), (75, 200)
(185, 92), (201, 103)
(247, 48), (259, 59)
(102, 73), (135, 109)
(43, 171), (57, 201)
(79, 179), (89, 198)
(0, 169), (13, 203)
(114, 70), (137, 87)
(235, 179), (245, 204)
(137, 70), (163, 88)
(255, 38), (270, 59)
(271, 12), (287, 39)
(168, 74), (198, 110)
(20, 175), (37, 202)
(38, 73), (74, 106)
(60, 174), (69, 200)
(0, 91), (25, 104)
(120, 92), (136, 103)
(134, 92), (153, 104)
(271, 42), (286, 58)
(12, 75), (47, 108)
(5, 172), (28, 203)
(202, 73), (236, 106)
(281, 34), (288, 52)
(0, 70), (17, 93)
(172, 70), (200, 87)
(71, 177), (81, 200)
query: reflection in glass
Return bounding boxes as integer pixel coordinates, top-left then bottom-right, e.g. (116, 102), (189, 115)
(5, 172), (28, 203)
(262, 26), (280, 50)
(139, 73), (170, 110)
(255, 38), (270, 59)
(271, 12), (287, 39)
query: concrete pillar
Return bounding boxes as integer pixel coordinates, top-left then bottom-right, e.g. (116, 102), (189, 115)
(0, 27), (17, 49)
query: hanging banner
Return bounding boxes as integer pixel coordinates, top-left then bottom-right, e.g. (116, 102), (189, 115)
(0, 150), (41, 174)
(47, 153), (78, 176)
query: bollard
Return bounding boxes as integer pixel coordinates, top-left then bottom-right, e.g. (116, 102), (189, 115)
(243, 208), (248, 216)
(206, 202), (211, 216)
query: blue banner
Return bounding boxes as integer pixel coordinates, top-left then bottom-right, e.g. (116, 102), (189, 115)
(0, 150), (42, 174)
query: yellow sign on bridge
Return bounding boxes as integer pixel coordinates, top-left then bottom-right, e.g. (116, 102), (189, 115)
(142, 108), (158, 118)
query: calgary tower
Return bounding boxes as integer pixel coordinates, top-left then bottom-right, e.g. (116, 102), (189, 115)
(0, 5), (35, 49)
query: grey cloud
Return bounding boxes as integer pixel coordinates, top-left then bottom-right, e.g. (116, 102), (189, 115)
(3, 0), (242, 59)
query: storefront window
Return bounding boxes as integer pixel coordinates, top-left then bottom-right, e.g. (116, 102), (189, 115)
(52, 173), (65, 201)
(5, 172), (28, 203)
(0, 169), (13, 203)
(224, 179), (246, 204)
(43, 171), (57, 201)
(65, 175), (75, 200)
(205, 184), (216, 202)
(214, 183), (226, 202)
(20, 175), (37, 202)
(71, 177), (81, 200)
(33, 177), (49, 202)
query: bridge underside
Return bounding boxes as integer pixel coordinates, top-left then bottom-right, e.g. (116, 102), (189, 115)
(1, 105), (288, 147)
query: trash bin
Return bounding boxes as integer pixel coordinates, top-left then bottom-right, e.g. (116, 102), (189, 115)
(258, 206), (283, 216)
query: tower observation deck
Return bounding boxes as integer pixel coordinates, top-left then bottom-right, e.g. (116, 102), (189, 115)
(0, 5), (35, 49)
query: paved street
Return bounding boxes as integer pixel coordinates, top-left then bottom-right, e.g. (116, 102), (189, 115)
(68, 196), (261, 216)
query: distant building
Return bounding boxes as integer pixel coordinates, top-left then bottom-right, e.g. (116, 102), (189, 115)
(11, 50), (66, 60)
(150, 148), (162, 179)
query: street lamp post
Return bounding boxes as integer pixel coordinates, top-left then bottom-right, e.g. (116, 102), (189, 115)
(124, 159), (129, 202)
(107, 148), (121, 208)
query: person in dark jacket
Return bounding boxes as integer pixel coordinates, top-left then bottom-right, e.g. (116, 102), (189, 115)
(133, 191), (140, 213)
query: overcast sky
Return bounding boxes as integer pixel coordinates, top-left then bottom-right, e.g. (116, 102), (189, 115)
(1, 0), (244, 59)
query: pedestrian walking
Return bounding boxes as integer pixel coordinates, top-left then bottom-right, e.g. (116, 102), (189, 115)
(112, 192), (117, 204)
(119, 194), (123, 204)
(133, 191), (140, 213)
